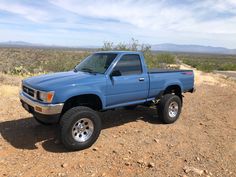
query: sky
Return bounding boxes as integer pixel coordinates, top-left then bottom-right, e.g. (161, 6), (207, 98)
(0, 0), (236, 48)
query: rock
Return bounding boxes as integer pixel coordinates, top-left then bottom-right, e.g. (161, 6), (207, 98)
(183, 166), (204, 175)
(183, 166), (192, 173)
(78, 164), (83, 169)
(58, 172), (66, 177)
(147, 162), (155, 168)
(125, 162), (131, 166)
(196, 157), (200, 161)
(123, 157), (129, 161)
(112, 150), (117, 154)
(137, 159), (144, 164)
(137, 159), (145, 165)
(193, 168), (204, 175)
(167, 143), (174, 148)
(204, 169), (208, 174)
(61, 163), (68, 168)
(92, 147), (98, 151)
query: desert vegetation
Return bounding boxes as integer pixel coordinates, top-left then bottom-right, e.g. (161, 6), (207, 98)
(178, 53), (236, 72)
(101, 39), (177, 69)
(0, 40), (235, 76)
(0, 40), (178, 76)
(0, 48), (89, 75)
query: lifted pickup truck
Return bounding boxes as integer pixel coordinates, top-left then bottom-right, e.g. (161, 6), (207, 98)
(20, 51), (195, 150)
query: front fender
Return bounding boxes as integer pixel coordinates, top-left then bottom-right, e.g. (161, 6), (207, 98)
(53, 85), (105, 109)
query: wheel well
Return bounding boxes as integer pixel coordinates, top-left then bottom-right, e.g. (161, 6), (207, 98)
(164, 85), (182, 98)
(61, 94), (102, 115)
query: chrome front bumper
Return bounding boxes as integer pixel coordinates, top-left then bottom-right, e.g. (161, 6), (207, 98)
(19, 91), (64, 115)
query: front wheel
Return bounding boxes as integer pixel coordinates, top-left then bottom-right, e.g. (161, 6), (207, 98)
(60, 106), (101, 151)
(158, 94), (182, 124)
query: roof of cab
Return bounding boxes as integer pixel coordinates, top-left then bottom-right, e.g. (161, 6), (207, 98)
(95, 51), (142, 55)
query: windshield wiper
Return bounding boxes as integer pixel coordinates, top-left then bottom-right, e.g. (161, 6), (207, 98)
(74, 67), (78, 72)
(80, 68), (97, 74)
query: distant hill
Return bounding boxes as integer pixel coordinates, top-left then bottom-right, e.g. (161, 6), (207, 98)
(0, 41), (236, 55)
(0, 41), (46, 48)
(0, 41), (98, 49)
(151, 43), (236, 55)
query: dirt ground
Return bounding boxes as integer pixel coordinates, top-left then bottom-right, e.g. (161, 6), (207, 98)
(0, 66), (236, 177)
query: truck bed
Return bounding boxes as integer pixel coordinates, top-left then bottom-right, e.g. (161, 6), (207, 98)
(148, 69), (193, 74)
(147, 68), (194, 99)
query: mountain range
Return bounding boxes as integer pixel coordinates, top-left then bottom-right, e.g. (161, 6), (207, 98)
(151, 43), (236, 55)
(0, 41), (236, 55)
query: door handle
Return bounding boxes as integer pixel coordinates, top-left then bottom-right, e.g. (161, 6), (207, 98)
(139, 77), (145, 81)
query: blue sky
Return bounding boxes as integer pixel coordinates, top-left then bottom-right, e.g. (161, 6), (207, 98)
(0, 0), (236, 48)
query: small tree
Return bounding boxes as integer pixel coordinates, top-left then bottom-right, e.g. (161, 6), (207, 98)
(100, 38), (176, 69)
(101, 41), (114, 51)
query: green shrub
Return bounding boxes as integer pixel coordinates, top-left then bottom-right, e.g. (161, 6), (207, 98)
(101, 39), (176, 69)
(181, 54), (236, 72)
(0, 48), (90, 75)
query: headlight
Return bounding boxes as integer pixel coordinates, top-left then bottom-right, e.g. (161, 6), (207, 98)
(38, 91), (54, 103)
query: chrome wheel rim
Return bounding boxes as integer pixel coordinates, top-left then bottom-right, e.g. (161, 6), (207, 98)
(168, 101), (179, 118)
(72, 118), (94, 142)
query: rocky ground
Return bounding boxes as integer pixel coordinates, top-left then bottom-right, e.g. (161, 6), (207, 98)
(0, 67), (235, 177)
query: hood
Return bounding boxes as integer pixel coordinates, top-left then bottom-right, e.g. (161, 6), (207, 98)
(23, 71), (102, 91)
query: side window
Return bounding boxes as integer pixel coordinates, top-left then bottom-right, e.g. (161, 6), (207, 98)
(113, 54), (142, 76)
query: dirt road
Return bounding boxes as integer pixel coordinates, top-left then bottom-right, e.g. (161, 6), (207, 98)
(0, 67), (236, 177)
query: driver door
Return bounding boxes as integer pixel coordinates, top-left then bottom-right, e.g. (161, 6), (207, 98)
(105, 54), (149, 107)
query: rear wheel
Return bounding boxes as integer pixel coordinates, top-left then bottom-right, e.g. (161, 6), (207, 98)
(60, 106), (101, 151)
(158, 94), (182, 124)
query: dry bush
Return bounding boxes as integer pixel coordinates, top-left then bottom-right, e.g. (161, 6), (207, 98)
(0, 48), (90, 75)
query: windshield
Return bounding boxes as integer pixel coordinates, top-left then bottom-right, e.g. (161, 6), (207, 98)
(75, 53), (117, 74)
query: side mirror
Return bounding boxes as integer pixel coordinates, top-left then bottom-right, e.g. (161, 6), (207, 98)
(110, 70), (121, 77)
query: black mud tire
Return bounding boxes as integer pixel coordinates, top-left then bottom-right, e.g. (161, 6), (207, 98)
(158, 94), (182, 124)
(60, 106), (101, 151)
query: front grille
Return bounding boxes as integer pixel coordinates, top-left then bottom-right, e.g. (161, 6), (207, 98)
(23, 85), (35, 98)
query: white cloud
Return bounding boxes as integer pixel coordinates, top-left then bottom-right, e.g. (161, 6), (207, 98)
(50, 0), (236, 34)
(0, 0), (236, 48)
(0, 0), (49, 22)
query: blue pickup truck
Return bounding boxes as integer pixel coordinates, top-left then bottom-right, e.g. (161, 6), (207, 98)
(20, 51), (195, 150)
